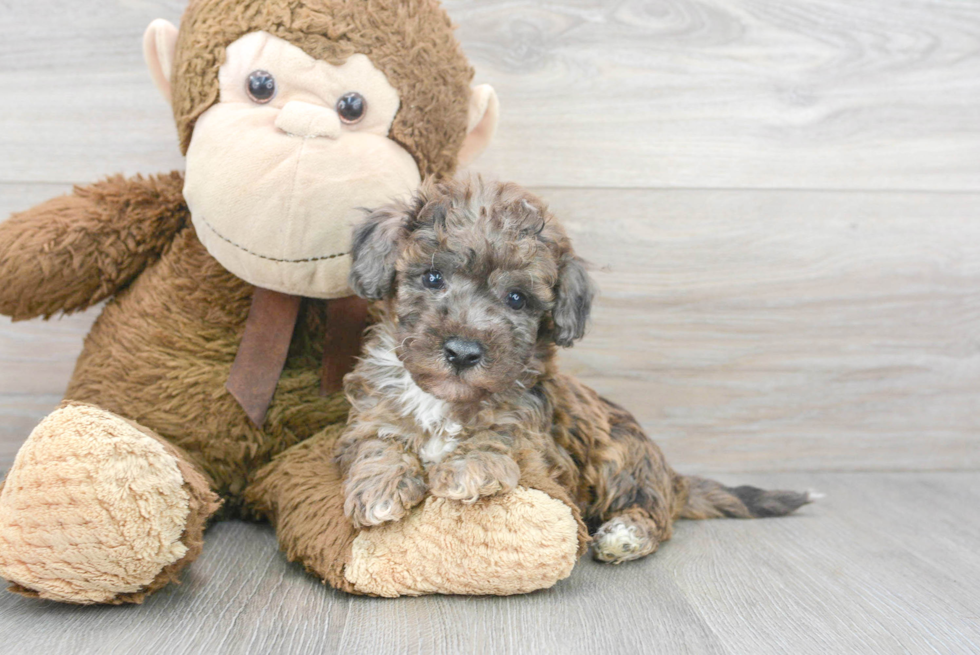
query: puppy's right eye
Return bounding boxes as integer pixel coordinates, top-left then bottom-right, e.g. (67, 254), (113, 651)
(505, 290), (527, 310)
(422, 270), (445, 290)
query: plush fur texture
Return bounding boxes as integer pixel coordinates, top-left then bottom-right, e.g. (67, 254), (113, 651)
(244, 424), (586, 596)
(336, 178), (816, 564)
(0, 173), (188, 321)
(172, 0), (474, 177)
(0, 403), (220, 604)
(344, 487), (580, 597)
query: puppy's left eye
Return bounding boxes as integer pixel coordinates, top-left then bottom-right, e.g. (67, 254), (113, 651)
(422, 270), (445, 290)
(505, 290), (527, 310)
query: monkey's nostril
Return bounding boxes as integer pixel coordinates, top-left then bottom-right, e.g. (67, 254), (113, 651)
(443, 337), (484, 371)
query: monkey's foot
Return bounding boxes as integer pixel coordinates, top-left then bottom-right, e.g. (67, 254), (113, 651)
(0, 403), (220, 604)
(345, 488), (580, 596)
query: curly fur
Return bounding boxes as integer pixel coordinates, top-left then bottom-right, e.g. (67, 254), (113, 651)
(336, 178), (816, 561)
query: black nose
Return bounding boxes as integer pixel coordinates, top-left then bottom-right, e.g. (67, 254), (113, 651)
(443, 337), (485, 371)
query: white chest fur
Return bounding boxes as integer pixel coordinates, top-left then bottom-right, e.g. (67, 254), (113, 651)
(364, 332), (464, 464)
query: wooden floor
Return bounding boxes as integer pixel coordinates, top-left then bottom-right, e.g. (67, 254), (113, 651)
(2, 1), (979, 653)
(1, 473), (978, 655)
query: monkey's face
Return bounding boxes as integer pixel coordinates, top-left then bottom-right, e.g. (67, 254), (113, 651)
(183, 32), (421, 298)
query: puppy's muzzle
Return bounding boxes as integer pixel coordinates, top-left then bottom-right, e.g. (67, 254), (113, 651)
(443, 337), (485, 373)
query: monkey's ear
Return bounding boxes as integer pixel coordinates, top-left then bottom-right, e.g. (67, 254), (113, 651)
(552, 255), (596, 347)
(457, 85), (500, 167)
(348, 206), (413, 300)
(143, 19), (180, 103)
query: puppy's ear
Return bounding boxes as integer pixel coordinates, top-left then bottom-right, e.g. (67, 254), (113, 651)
(348, 205), (412, 300)
(552, 255), (596, 347)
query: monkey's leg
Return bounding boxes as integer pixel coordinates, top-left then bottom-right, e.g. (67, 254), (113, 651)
(244, 425), (360, 593)
(0, 402), (221, 604)
(246, 426), (588, 597)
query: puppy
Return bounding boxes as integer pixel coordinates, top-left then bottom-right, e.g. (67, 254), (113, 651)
(336, 178), (814, 564)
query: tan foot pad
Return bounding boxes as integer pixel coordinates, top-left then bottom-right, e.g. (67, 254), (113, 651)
(344, 487), (580, 597)
(0, 404), (191, 603)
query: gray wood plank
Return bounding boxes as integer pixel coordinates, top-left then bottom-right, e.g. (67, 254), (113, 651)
(0, 184), (75, 217)
(549, 188), (980, 472)
(1, 472), (978, 654)
(335, 546), (728, 655)
(0, 0), (186, 184)
(0, 520), (351, 655)
(1, 1), (979, 190)
(458, 0), (980, 190)
(665, 472), (980, 655)
(3, 185), (978, 472)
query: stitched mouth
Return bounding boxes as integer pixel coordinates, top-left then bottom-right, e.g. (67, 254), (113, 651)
(198, 215), (350, 263)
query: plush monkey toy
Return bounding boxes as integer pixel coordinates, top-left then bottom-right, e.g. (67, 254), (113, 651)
(0, 0), (587, 603)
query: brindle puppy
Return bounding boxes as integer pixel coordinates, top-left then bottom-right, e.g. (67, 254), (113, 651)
(335, 178), (815, 564)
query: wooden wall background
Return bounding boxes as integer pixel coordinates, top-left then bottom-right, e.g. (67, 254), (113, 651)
(1, 0), (978, 474)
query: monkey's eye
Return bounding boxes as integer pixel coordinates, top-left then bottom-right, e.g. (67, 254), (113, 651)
(246, 71), (277, 104)
(505, 291), (527, 310)
(422, 270), (445, 290)
(336, 92), (367, 124)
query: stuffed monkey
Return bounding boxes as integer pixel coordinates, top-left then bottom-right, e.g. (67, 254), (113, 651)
(0, 0), (587, 603)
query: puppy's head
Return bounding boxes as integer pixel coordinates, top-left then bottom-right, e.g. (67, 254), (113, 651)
(349, 178), (595, 405)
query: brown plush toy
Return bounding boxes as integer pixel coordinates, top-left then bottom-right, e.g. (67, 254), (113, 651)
(0, 0), (587, 603)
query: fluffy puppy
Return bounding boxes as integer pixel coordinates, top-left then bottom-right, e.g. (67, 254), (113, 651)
(335, 178), (814, 564)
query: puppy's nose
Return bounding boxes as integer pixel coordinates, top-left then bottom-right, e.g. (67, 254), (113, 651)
(444, 337), (485, 371)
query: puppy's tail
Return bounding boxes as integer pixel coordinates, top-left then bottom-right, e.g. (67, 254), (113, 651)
(677, 475), (820, 520)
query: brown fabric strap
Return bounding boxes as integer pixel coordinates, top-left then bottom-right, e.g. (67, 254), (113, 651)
(321, 295), (370, 396)
(226, 288), (302, 427)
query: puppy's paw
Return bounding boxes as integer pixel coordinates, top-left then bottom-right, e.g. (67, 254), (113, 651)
(343, 471), (427, 529)
(592, 515), (659, 565)
(428, 452), (520, 503)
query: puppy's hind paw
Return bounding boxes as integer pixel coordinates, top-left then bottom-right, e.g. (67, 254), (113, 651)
(592, 516), (658, 565)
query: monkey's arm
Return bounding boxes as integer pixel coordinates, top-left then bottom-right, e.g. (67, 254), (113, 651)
(0, 172), (187, 320)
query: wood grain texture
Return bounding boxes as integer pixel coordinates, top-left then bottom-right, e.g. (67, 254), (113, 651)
(550, 188), (980, 472)
(0, 472), (977, 655)
(454, 0), (980, 190)
(1, 1), (979, 189)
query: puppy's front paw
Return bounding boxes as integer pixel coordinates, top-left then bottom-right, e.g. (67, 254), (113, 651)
(343, 470), (427, 528)
(428, 452), (520, 503)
